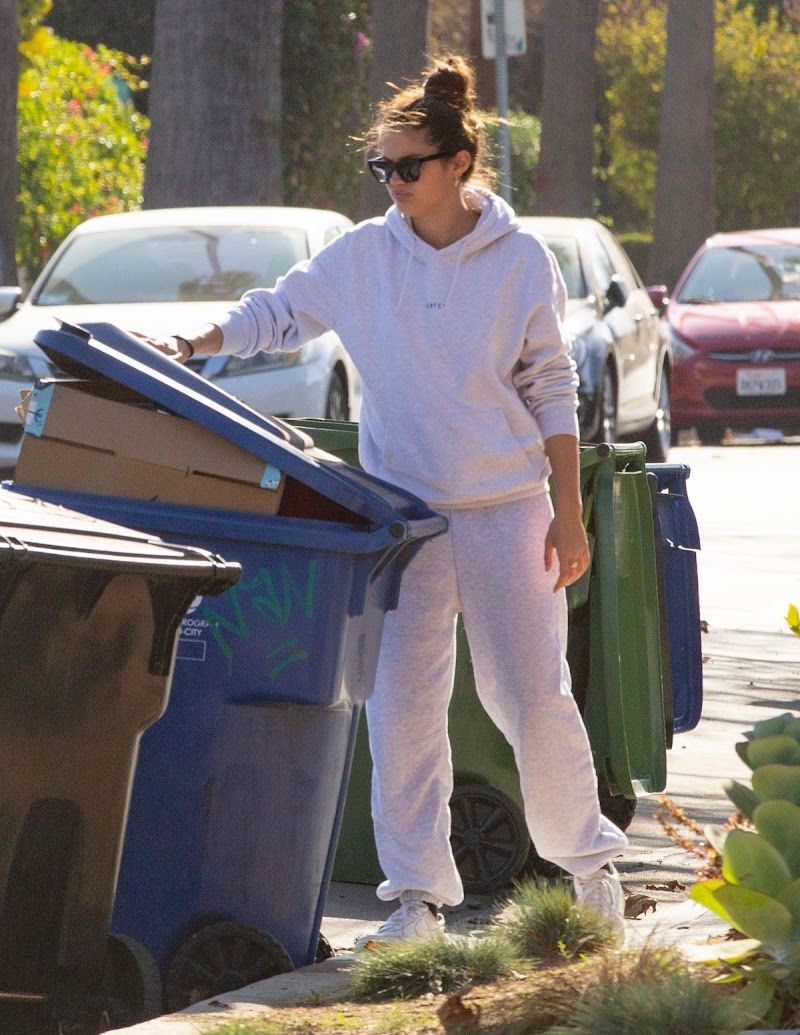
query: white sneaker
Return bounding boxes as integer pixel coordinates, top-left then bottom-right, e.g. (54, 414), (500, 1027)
(573, 863), (626, 946)
(354, 896), (445, 950)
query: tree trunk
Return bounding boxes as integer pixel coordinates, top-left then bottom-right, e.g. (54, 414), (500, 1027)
(0, 0), (18, 285)
(532, 0), (598, 217)
(648, 0), (715, 289)
(358, 0), (430, 220)
(143, 0), (283, 209)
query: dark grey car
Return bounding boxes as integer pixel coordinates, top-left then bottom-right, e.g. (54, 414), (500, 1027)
(519, 217), (672, 462)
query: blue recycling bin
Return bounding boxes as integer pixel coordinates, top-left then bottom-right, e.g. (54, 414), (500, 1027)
(12, 321), (447, 1012)
(646, 463), (703, 734)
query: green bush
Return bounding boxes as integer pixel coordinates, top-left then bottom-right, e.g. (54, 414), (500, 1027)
(17, 29), (148, 283)
(597, 0), (800, 235)
(485, 110), (542, 215)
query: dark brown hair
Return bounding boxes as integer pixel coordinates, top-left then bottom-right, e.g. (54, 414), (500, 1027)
(368, 55), (494, 187)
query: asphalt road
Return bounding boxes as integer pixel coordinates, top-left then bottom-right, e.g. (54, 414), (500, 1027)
(321, 438), (800, 950)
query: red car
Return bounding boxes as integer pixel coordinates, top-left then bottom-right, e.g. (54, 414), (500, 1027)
(668, 228), (800, 444)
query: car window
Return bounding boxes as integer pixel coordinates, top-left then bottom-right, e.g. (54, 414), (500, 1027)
(600, 231), (643, 291)
(541, 236), (587, 300)
(324, 226), (345, 246)
(677, 244), (800, 304)
(582, 232), (617, 297)
(35, 227), (308, 306)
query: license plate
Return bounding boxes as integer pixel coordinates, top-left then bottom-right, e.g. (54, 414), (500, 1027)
(736, 367), (787, 396)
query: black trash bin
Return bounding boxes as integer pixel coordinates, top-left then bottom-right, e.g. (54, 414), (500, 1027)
(11, 321), (447, 1010)
(0, 488), (240, 1034)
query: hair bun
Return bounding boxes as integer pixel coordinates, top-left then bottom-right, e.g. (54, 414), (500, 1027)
(422, 56), (475, 112)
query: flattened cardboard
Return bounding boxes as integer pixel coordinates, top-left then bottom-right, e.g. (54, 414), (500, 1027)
(16, 380), (285, 514)
(16, 437), (283, 515)
(26, 381), (279, 485)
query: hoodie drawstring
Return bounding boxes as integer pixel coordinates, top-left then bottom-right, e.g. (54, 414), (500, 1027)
(395, 234), (416, 313)
(444, 238), (468, 310)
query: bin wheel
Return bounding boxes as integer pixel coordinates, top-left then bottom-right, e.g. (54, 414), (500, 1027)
(598, 778), (638, 832)
(98, 933), (163, 1030)
(523, 776), (639, 879)
(449, 784), (530, 895)
(164, 921), (294, 1012)
(315, 933), (335, 963)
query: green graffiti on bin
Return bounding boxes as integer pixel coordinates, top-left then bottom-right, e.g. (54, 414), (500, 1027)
(201, 560), (318, 675)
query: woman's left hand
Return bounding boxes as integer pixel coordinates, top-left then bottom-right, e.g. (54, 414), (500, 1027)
(544, 511), (590, 592)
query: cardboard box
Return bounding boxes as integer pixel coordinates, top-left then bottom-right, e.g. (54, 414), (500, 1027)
(16, 380), (285, 515)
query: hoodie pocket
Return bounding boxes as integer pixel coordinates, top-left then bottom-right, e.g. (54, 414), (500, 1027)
(384, 405), (548, 501)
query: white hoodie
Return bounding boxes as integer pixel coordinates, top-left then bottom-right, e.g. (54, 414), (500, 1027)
(217, 188), (579, 508)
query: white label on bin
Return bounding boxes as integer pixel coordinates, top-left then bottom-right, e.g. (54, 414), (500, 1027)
(24, 383), (55, 436)
(178, 604), (211, 662)
(177, 638), (207, 661)
(260, 464), (282, 490)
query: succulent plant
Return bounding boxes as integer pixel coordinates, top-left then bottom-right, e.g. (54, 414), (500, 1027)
(691, 712), (800, 1026)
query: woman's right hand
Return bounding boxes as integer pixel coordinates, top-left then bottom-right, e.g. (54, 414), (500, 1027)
(129, 331), (192, 363)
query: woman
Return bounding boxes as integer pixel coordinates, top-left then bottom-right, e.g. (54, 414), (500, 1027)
(147, 54), (628, 946)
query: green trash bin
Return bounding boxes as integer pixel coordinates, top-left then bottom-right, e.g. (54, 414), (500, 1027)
(291, 421), (667, 892)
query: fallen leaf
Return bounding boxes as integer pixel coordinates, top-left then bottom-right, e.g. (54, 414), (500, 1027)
(645, 880), (686, 892)
(437, 994), (481, 1032)
(624, 893), (657, 918)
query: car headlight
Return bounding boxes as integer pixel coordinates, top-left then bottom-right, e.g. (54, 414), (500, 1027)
(667, 325), (696, 365)
(0, 350), (38, 381)
(568, 334), (589, 369)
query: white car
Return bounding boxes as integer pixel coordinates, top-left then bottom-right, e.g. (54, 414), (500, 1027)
(0, 206), (362, 470)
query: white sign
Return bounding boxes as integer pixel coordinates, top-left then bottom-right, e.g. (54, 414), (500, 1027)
(481, 0), (527, 59)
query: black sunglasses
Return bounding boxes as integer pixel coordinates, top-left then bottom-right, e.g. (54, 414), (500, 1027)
(367, 151), (455, 184)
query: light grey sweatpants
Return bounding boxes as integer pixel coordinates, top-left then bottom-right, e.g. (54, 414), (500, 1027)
(366, 491), (629, 907)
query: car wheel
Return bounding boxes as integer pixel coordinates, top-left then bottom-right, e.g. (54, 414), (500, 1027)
(642, 368), (671, 463)
(324, 369), (349, 421)
(592, 363), (617, 444)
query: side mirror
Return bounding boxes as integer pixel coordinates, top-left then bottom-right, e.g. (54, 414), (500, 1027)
(0, 286), (22, 321)
(605, 274), (629, 311)
(647, 284), (669, 316)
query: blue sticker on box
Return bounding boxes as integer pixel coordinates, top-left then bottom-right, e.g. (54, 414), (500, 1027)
(260, 464), (282, 491)
(24, 383), (55, 437)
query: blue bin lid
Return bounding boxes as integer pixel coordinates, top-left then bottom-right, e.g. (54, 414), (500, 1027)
(33, 321), (439, 536)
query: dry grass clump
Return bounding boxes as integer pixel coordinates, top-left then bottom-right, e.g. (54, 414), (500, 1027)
(349, 932), (516, 1001)
(493, 878), (619, 962)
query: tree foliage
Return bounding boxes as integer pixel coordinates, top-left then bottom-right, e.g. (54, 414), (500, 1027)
(19, 0), (52, 42)
(597, 0), (800, 234)
(282, 0), (371, 217)
(17, 30), (148, 280)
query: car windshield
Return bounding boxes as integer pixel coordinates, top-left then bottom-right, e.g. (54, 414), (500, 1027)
(34, 226), (308, 306)
(677, 243), (800, 304)
(542, 236), (587, 300)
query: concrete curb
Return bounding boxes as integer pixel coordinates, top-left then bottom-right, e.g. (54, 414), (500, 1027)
(110, 956), (355, 1033)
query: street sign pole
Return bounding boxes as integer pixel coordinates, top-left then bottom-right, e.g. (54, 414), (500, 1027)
(494, 0), (512, 204)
